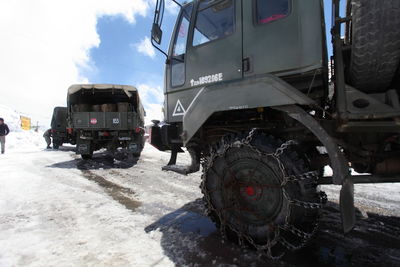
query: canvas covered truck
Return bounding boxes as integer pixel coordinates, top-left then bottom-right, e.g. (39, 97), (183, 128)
(67, 84), (145, 159)
(148, 0), (400, 258)
(50, 106), (76, 149)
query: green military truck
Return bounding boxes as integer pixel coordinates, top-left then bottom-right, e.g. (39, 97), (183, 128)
(149, 0), (400, 258)
(51, 106), (76, 149)
(68, 84), (145, 159)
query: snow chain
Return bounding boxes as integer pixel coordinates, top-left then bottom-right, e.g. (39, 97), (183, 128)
(200, 128), (327, 260)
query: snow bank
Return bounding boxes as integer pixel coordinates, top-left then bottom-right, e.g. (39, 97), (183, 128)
(0, 104), (44, 152)
(0, 104), (22, 132)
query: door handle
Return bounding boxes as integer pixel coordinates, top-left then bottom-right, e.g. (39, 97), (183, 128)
(243, 57), (251, 72)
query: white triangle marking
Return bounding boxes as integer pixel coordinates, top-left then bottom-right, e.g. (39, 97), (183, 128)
(172, 99), (186, 116)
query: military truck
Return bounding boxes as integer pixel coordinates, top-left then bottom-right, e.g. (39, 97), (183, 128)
(148, 0), (400, 258)
(51, 106), (76, 149)
(67, 84), (145, 159)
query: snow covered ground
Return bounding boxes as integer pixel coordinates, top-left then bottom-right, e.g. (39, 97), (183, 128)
(0, 143), (399, 266)
(0, 142), (199, 266)
(0, 103), (399, 266)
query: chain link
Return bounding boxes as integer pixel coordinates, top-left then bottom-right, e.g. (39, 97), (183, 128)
(283, 170), (320, 184)
(242, 127), (258, 145)
(200, 129), (326, 259)
(289, 199), (323, 209)
(274, 140), (298, 157)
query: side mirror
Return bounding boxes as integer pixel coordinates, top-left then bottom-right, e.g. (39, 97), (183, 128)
(152, 23), (163, 45)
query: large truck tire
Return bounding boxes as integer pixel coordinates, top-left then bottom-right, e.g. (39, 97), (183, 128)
(81, 153), (93, 160)
(52, 138), (62, 149)
(348, 0), (400, 93)
(201, 132), (324, 258)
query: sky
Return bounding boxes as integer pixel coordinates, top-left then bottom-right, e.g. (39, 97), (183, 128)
(0, 0), (345, 126)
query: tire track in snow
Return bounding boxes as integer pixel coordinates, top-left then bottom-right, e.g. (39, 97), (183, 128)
(80, 169), (141, 212)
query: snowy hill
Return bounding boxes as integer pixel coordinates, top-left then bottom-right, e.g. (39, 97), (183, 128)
(0, 104), (44, 151)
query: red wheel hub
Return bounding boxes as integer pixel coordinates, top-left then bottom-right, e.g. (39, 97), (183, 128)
(245, 186), (255, 196)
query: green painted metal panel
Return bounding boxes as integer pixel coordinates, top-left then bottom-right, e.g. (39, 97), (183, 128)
(72, 112), (137, 130)
(242, 0), (325, 77)
(182, 74), (314, 144)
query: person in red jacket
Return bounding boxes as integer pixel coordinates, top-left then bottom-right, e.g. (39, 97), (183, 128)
(0, 118), (10, 154)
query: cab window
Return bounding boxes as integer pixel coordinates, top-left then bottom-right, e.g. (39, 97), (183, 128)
(256, 0), (289, 24)
(193, 0), (235, 47)
(171, 4), (193, 87)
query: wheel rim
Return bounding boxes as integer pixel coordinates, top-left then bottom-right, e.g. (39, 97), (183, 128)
(221, 158), (283, 226)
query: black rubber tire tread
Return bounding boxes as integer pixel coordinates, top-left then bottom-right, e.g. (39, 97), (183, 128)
(132, 143), (144, 158)
(201, 133), (321, 256)
(348, 0), (400, 92)
(52, 138), (62, 149)
(81, 154), (92, 160)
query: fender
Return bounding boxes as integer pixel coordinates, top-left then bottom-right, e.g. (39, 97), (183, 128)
(274, 105), (355, 234)
(182, 74), (315, 144)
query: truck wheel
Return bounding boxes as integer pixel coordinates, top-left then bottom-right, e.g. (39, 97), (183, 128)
(81, 153), (92, 160)
(132, 152), (141, 158)
(201, 132), (324, 259)
(348, 0), (400, 92)
(53, 143), (60, 149)
(131, 143), (144, 158)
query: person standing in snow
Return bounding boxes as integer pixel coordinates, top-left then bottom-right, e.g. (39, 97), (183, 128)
(43, 129), (52, 149)
(0, 118), (10, 154)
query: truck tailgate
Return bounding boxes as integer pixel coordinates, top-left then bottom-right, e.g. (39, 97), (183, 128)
(72, 112), (137, 130)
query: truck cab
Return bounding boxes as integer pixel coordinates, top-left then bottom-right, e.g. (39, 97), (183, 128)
(160, 0), (327, 123)
(51, 106), (76, 148)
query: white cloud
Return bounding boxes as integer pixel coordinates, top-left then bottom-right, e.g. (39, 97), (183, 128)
(134, 37), (156, 58)
(0, 0), (150, 125)
(137, 84), (164, 124)
(144, 103), (164, 125)
(138, 84), (164, 104)
(149, 0), (179, 15)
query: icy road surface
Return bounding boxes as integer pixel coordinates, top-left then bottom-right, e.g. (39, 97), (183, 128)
(0, 145), (399, 266)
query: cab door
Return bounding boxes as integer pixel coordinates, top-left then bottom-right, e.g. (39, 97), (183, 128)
(185, 0), (243, 87)
(165, 0), (243, 123)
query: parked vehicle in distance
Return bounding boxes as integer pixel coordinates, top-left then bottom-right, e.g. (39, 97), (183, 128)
(51, 106), (76, 149)
(67, 84), (145, 159)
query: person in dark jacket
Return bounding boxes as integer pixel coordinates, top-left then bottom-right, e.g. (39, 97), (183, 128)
(0, 118), (10, 154)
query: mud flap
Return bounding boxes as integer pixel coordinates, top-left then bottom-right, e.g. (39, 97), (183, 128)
(162, 145), (200, 175)
(340, 178), (356, 233)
